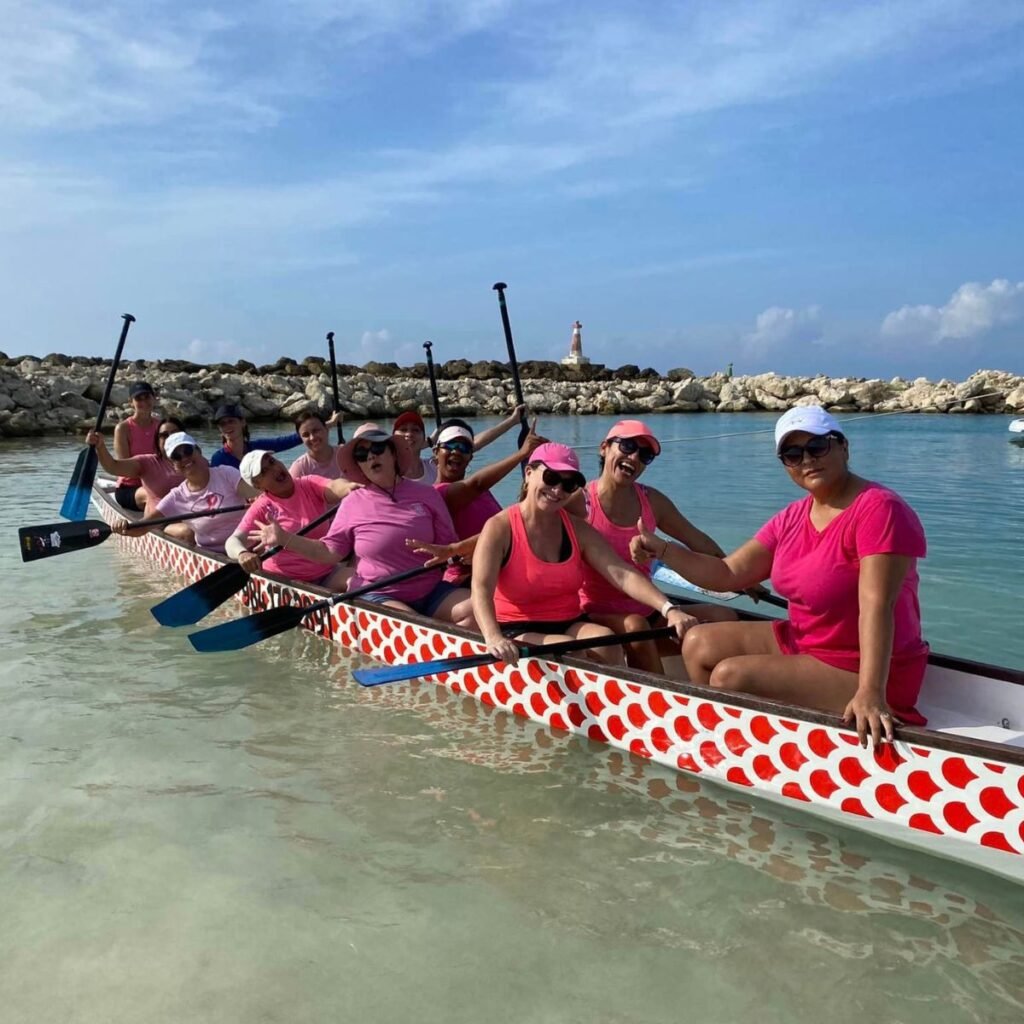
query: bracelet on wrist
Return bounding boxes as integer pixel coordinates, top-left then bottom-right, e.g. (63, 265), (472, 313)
(660, 600), (676, 619)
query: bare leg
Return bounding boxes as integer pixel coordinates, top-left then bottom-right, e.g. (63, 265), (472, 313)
(682, 620), (860, 714)
(511, 621), (623, 667)
(323, 562), (355, 592)
(163, 523), (195, 545)
(431, 589), (476, 630)
(589, 612), (663, 673)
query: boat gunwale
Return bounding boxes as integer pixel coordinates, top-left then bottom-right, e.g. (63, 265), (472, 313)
(93, 485), (1024, 770)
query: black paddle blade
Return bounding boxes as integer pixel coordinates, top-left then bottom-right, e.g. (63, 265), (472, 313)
(188, 603), (312, 653)
(150, 562), (249, 628)
(59, 446), (99, 521)
(19, 519), (112, 562)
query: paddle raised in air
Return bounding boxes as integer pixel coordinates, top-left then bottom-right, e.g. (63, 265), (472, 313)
(187, 561), (450, 653)
(326, 331), (345, 444)
(423, 340), (443, 434)
(492, 282), (530, 457)
(60, 313), (136, 521)
(19, 505), (247, 563)
(150, 505), (339, 628)
(353, 626), (677, 687)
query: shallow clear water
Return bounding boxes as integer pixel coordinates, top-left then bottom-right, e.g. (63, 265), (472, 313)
(1, 413), (1023, 1023)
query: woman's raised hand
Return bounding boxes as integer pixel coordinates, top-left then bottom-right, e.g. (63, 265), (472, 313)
(249, 517), (286, 553)
(630, 517), (664, 565)
(519, 417), (548, 458)
(85, 430), (105, 449)
(405, 537), (452, 568)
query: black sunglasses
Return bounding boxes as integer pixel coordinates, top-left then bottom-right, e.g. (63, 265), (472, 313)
(611, 436), (657, 465)
(353, 440), (391, 462)
(540, 468), (582, 494)
(438, 439), (473, 455)
(169, 445), (196, 460)
(778, 434), (837, 467)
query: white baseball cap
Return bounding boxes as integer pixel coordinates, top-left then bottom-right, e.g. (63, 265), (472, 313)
(239, 449), (274, 487)
(435, 424), (474, 446)
(774, 406), (843, 452)
(163, 431), (199, 458)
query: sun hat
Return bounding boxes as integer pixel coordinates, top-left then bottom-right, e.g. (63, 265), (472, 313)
(239, 449), (274, 487)
(339, 422), (419, 484)
(213, 402), (246, 423)
(393, 410), (426, 433)
(530, 442), (585, 486)
(435, 424), (474, 447)
(773, 406), (843, 452)
(163, 431), (199, 459)
(129, 381), (155, 398)
(604, 419), (661, 456)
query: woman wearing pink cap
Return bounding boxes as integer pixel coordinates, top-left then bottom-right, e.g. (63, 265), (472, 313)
(632, 406), (929, 747)
(472, 442), (698, 666)
(570, 419), (739, 675)
(256, 423), (476, 626)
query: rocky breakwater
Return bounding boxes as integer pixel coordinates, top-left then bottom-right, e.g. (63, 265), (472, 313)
(0, 352), (1021, 438)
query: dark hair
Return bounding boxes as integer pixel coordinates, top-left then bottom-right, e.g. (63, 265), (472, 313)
(156, 416), (186, 461)
(437, 417), (475, 438)
(294, 409), (326, 431)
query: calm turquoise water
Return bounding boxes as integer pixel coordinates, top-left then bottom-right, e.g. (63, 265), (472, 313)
(1, 413), (1023, 1023)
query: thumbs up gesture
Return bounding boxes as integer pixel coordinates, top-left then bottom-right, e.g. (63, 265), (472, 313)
(630, 517), (665, 566)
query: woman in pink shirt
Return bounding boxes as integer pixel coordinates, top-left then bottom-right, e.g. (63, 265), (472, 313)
(87, 416), (186, 513)
(289, 410), (348, 480)
(112, 381), (161, 510)
(633, 406), (929, 747)
(255, 424), (476, 627)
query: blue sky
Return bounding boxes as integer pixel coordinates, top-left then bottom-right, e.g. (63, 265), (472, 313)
(2, 0), (1022, 378)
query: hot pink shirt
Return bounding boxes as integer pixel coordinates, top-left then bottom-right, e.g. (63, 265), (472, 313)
(321, 479), (457, 602)
(132, 454), (183, 507)
(156, 466), (248, 552)
(236, 476), (334, 581)
(580, 481), (657, 615)
(754, 482), (928, 722)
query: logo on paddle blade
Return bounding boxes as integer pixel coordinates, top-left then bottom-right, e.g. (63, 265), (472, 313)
(49, 531), (61, 549)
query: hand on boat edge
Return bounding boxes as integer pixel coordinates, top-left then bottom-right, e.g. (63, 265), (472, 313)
(843, 693), (898, 749)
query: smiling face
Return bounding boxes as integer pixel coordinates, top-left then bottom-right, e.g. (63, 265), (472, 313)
(434, 439), (474, 482)
(298, 416), (329, 459)
(169, 444), (204, 480)
(524, 461), (581, 512)
(131, 392), (155, 419)
(778, 430), (849, 495)
(599, 436), (656, 485)
(355, 439), (399, 488)
(217, 416), (245, 446)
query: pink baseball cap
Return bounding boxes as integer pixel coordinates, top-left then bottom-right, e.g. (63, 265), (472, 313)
(530, 442), (585, 484)
(604, 419), (661, 456)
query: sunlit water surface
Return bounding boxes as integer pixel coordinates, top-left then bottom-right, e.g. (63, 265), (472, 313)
(1, 413), (1023, 1023)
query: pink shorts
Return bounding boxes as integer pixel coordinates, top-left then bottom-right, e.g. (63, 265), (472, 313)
(771, 619), (928, 726)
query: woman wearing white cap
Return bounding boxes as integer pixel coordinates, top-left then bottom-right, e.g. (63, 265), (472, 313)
(111, 431), (258, 549)
(254, 423), (475, 624)
(472, 442), (698, 667)
(225, 449), (360, 587)
(632, 406), (929, 747)
(568, 419), (739, 676)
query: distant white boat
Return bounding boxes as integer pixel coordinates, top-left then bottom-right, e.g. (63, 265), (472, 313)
(1010, 419), (1024, 444)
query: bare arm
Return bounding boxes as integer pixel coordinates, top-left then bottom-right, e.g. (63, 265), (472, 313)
(444, 419), (544, 513)
(633, 521), (773, 593)
(470, 514), (518, 659)
(112, 420), (132, 461)
(87, 431), (141, 478)
(473, 404), (527, 452)
(405, 534), (479, 567)
(844, 554), (913, 747)
(646, 487), (726, 556)
(325, 478), (363, 504)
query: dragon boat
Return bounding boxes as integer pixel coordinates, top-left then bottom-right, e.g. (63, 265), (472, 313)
(90, 483), (1024, 884)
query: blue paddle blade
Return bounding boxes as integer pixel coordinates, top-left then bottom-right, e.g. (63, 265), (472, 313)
(60, 447), (98, 521)
(354, 651), (497, 687)
(151, 563), (248, 627)
(188, 603), (312, 653)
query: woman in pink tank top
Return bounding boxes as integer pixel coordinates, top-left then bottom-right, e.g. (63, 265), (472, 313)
(632, 407), (930, 748)
(472, 443), (698, 669)
(571, 420), (740, 675)
(113, 381), (160, 510)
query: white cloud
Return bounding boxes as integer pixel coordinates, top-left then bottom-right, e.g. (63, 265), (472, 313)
(185, 337), (247, 363)
(880, 279), (1024, 343)
(743, 305), (823, 351)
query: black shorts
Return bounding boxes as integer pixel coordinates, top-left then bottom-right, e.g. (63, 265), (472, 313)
(500, 615), (591, 637)
(113, 484), (142, 512)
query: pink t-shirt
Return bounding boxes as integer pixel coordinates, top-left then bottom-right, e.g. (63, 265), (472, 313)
(156, 465), (248, 552)
(754, 482), (929, 722)
(236, 476), (334, 582)
(133, 454), (184, 507)
(289, 449), (348, 481)
(321, 479), (458, 602)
